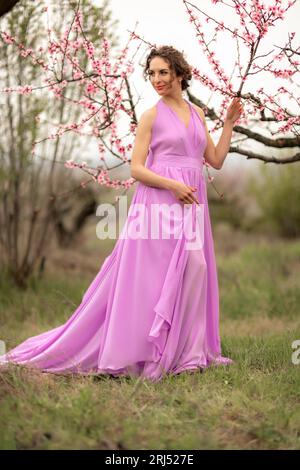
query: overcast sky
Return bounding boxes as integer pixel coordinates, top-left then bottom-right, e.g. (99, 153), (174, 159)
(91, 0), (299, 174)
(107, 0), (299, 104)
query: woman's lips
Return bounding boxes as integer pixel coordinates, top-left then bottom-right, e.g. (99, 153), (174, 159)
(156, 86), (165, 90)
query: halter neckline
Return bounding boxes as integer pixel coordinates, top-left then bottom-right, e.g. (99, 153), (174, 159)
(160, 98), (192, 131)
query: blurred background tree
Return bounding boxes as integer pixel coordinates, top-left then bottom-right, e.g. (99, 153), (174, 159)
(0, 0), (119, 287)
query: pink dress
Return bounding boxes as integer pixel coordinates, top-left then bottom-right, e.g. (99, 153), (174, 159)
(0, 97), (233, 382)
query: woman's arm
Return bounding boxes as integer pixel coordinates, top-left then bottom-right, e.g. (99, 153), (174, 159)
(130, 107), (177, 191)
(193, 97), (243, 170)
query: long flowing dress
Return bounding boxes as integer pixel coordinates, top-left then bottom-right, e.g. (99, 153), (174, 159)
(0, 97), (233, 382)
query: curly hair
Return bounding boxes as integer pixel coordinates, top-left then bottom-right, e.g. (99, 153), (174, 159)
(143, 45), (192, 91)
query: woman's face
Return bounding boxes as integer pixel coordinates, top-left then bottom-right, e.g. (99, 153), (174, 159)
(148, 56), (181, 95)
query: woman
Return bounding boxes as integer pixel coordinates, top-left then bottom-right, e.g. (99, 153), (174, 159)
(0, 46), (243, 382)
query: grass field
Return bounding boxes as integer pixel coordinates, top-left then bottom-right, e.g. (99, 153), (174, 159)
(1, 226), (300, 450)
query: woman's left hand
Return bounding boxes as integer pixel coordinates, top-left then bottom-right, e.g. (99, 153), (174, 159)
(225, 96), (244, 124)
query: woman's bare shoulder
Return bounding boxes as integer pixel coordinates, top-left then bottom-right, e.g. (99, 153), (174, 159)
(138, 104), (158, 129)
(140, 104), (157, 121)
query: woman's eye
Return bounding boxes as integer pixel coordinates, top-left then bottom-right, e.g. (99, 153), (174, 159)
(148, 71), (168, 76)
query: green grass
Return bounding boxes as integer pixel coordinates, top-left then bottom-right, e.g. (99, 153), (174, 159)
(0, 237), (300, 449)
(218, 239), (300, 320)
